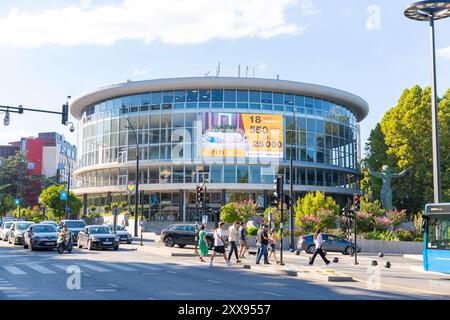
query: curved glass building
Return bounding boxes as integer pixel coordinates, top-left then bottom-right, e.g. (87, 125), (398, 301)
(70, 77), (369, 221)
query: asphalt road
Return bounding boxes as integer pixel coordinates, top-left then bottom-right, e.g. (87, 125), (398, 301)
(0, 239), (448, 300)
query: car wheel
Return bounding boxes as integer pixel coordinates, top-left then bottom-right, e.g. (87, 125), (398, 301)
(345, 246), (354, 255)
(87, 240), (93, 251)
(164, 236), (175, 247)
(23, 242), (28, 249)
(78, 242), (83, 249)
(307, 245), (316, 254)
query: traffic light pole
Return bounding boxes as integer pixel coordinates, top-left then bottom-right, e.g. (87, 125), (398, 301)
(354, 212), (358, 265)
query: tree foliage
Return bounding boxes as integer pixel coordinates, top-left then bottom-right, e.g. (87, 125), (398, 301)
(362, 86), (450, 213)
(40, 184), (82, 220)
(220, 201), (257, 223)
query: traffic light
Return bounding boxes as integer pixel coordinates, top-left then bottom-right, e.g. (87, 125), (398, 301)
(196, 185), (204, 203)
(14, 198), (21, 206)
(61, 103), (69, 125)
(284, 194), (291, 209)
(353, 194), (361, 212)
(60, 190), (68, 201)
(206, 207), (212, 215)
(273, 175), (283, 201)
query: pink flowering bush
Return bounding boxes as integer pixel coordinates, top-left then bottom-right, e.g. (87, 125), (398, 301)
(297, 215), (321, 234)
(386, 210), (407, 227)
(373, 216), (393, 231)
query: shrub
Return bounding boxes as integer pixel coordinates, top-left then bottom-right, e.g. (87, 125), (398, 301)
(297, 215), (320, 234)
(395, 229), (414, 241)
(360, 198), (385, 216)
(356, 211), (375, 233)
(364, 230), (397, 241)
(316, 209), (337, 231)
(246, 226), (258, 236)
(386, 210), (407, 227)
(373, 216), (392, 231)
(262, 206), (289, 227)
(220, 201), (257, 224)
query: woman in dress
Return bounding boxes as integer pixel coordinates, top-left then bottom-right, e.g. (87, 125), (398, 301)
(198, 225), (209, 262)
(268, 228), (279, 264)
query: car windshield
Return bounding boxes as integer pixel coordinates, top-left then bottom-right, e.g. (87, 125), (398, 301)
(107, 225), (125, 231)
(33, 225), (56, 233)
(90, 227), (112, 234)
(17, 223), (33, 231)
(3, 222), (12, 228)
(65, 221), (86, 228)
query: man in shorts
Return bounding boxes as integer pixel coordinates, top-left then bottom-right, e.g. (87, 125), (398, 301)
(209, 222), (231, 268)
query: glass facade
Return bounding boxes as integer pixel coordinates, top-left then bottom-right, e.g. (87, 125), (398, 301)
(75, 87), (362, 221)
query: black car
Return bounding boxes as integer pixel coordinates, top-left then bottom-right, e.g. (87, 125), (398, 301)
(23, 224), (58, 250)
(161, 224), (220, 249)
(77, 225), (120, 250)
(57, 220), (86, 243)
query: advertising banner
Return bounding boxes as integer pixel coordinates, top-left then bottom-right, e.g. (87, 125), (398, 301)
(201, 112), (283, 158)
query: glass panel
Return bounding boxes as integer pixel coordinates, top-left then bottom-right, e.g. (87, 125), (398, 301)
(187, 90), (199, 102)
(199, 90), (211, 102)
(249, 91), (260, 103)
(224, 89), (236, 102)
(237, 90), (249, 102)
(211, 89), (223, 101)
(273, 92), (283, 104)
(210, 165), (223, 183)
(236, 166), (248, 183)
(250, 166), (261, 183)
(224, 166), (236, 183)
(261, 91), (272, 104)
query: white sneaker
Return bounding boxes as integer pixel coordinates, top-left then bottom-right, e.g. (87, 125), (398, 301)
(227, 261), (232, 268)
(209, 262), (213, 268)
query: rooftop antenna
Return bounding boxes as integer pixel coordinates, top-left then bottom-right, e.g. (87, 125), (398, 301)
(245, 66), (249, 77)
(253, 65), (255, 78)
(216, 62), (221, 77)
(276, 74), (280, 80)
(238, 65), (241, 78)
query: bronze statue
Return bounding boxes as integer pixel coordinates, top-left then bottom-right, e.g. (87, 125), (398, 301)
(362, 161), (410, 211)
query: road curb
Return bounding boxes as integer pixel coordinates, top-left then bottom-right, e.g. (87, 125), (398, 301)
(327, 276), (354, 282)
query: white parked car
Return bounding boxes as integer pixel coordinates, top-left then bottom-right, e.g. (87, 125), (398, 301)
(0, 221), (14, 241)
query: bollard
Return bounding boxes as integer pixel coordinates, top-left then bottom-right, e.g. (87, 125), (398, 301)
(295, 250), (301, 256)
(378, 252), (384, 258)
(371, 260), (378, 266)
(333, 257), (339, 263)
(384, 261), (391, 268)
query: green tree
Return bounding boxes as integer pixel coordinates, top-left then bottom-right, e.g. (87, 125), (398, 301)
(220, 201), (257, 223)
(363, 86), (450, 213)
(40, 185), (82, 220)
(262, 205), (289, 226)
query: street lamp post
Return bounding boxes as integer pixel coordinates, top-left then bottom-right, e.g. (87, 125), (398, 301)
(289, 108), (296, 251)
(404, 1), (450, 203)
(122, 118), (139, 237)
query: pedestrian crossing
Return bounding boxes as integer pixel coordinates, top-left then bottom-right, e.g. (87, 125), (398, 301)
(0, 261), (194, 276)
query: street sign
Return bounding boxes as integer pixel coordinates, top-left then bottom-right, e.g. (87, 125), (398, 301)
(65, 206), (70, 213)
(27, 162), (35, 170)
(127, 181), (136, 194)
(202, 215), (208, 225)
(60, 190), (68, 201)
(14, 198), (21, 206)
(57, 163), (65, 170)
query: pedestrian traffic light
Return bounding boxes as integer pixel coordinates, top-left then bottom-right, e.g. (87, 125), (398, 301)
(206, 207), (212, 215)
(14, 198), (21, 206)
(61, 103), (69, 125)
(273, 175), (283, 200)
(196, 185), (204, 203)
(353, 194), (361, 212)
(60, 190), (68, 201)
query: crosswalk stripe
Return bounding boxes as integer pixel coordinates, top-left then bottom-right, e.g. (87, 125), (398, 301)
(104, 264), (138, 272)
(128, 263), (163, 271)
(78, 263), (111, 272)
(28, 265), (56, 274)
(3, 266), (26, 275)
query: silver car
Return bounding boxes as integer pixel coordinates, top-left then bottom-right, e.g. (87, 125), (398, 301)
(297, 233), (361, 255)
(23, 224), (59, 250)
(106, 224), (132, 244)
(0, 222), (14, 241)
(8, 221), (35, 245)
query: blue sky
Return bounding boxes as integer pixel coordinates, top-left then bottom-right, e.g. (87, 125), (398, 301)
(0, 0), (449, 153)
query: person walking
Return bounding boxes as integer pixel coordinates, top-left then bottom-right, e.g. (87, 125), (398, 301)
(197, 225), (209, 262)
(309, 228), (330, 265)
(268, 228), (279, 264)
(255, 224), (264, 262)
(209, 222), (231, 268)
(256, 225), (270, 265)
(227, 221), (241, 263)
(238, 221), (248, 258)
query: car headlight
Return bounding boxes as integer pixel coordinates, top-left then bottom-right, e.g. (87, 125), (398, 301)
(91, 237), (100, 241)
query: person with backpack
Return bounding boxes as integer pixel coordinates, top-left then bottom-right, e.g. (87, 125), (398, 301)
(309, 228), (330, 265)
(256, 225), (270, 265)
(209, 222), (231, 268)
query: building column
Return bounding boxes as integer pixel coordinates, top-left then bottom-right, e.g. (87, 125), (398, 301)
(182, 190), (186, 222)
(83, 194), (88, 217)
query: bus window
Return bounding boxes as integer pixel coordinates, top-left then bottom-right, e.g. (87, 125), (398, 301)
(427, 216), (450, 250)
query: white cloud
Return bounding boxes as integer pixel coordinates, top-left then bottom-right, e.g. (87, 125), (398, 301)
(0, 0), (309, 47)
(298, 0), (319, 15)
(438, 46), (450, 60)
